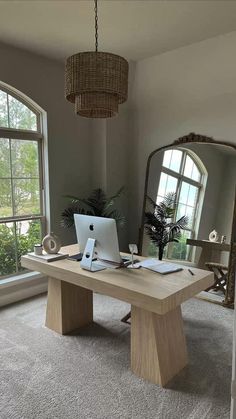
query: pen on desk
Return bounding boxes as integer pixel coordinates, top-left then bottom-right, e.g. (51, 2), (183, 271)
(188, 268), (194, 276)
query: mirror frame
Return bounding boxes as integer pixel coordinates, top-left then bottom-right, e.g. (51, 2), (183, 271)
(139, 132), (236, 308)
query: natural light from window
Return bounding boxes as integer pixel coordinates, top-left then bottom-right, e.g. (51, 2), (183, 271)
(0, 86), (44, 279)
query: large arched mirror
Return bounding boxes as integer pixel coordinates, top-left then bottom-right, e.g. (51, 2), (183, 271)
(139, 133), (236, 308)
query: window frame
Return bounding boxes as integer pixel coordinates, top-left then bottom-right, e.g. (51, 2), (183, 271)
(0, 85), (46, 279)
(0, 84), (42, 135)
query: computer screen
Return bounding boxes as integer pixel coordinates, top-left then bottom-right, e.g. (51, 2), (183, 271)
(74, 214), (122, 265)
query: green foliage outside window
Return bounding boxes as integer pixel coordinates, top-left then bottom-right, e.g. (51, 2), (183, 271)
(0, 90), (37, 131)
(0, 221), (41, 277)
(168, 232), (190, 260)
(0, 140), (40, 218)
(0, 88), (42, 279)
(147, 231), (190, 261)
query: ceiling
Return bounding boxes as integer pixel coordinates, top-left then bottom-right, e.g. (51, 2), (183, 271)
(0, 0), (236, 62)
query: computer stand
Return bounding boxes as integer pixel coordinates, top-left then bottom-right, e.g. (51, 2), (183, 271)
(80, 238), (105, 272)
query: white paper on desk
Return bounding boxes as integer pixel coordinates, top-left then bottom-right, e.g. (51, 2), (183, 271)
(133, 258), (163, 268)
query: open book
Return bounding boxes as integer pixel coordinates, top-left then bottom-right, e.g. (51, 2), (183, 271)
(28, 252), (68, 262)
(133, 259), (183, 275)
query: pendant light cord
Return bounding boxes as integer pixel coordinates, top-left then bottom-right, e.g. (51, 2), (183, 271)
(94, 0), (98, 52)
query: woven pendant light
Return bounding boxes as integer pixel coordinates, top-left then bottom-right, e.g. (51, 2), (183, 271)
(65, 0), (129, 118)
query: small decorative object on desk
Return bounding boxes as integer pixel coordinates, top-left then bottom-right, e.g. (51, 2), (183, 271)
(221, 235), (226, 243)
(209, 229), (219, 242)
(42, 232), (61, 254)
(127, 243), (140, 269)
(34, 244), (43, 256)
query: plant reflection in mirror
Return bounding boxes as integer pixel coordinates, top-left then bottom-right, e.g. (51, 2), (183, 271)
(145, 192), (189, 260)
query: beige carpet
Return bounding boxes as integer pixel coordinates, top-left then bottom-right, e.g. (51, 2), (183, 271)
(0, 293), (233, 419)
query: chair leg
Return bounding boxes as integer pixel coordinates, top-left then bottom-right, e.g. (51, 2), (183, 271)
(121, 311), (131, 324)
(205, 266), (227, 295)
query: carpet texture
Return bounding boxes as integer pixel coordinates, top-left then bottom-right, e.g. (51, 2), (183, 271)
(0, 293), (233, 419)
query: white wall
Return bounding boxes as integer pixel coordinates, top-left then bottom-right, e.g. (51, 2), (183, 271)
(2, 30), (236, 253)
(0, 41), (91, 245)
(87, 105), (132, 250)
(87, 62), (136, 251)
(216, 154), (236, 239)
(183, 144), (234, 242)
(129, 31), (236, 244)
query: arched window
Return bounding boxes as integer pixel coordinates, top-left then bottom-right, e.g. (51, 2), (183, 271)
(156, 148), (205, 260)
(0, 84), (45, 279)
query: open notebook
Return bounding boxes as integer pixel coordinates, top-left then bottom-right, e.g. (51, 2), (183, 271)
(28, 252), (68, 262)
(133, 259), (183, 275)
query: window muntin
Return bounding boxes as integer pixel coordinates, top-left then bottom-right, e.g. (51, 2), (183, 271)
(163, 149), (183, 173)
(157, 172), (178, 201)
(183, 155), (201, 182)
(155, 148), (204, 261)
(0, 138), (41, 218)
(0, 86), (44, 279)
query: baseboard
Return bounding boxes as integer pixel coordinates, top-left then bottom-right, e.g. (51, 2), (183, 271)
(0, 276), (48, 307)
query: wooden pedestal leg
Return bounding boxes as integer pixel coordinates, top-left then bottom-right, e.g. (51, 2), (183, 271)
(46, 277), (93, 335)
(198, 247), (211, 268)
(131, 305), (188, 386)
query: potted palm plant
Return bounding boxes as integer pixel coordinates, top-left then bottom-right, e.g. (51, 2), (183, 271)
(145, 192), (188, 260)
(61, 187), (125, 229)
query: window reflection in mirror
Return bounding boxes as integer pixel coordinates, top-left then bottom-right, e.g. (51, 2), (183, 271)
(147, 147), (206, 261)
(143, 142), (236, 270)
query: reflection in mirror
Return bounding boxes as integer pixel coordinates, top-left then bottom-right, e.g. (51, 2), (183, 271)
(142, 143), (236, 277)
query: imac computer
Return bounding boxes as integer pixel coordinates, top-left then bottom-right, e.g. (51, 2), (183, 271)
(74, 214), (123, 271)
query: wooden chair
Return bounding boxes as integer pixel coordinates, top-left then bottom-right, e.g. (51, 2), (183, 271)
(121, 311), (131, 324)
(205, 262), (228, 295)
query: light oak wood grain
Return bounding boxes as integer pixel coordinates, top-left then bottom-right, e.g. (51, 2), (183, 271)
(22, 244), (214, 315)
(21, 244), (214, 386)
(131, 305), (188, 386)
(46, 277), (93, 334)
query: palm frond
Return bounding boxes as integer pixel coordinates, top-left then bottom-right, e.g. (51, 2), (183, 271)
(103, 208), (126, 228)
(175, 215), (189, 229)
(103, 187), (125, 212)
(61, 187), (125, 229)
(161, 192), (177, 209)
(105, 186), (124, 205)
(144, 193), (189, 258)
(146, 193), (176, 222)
(61, 204), (92, 229)
(85, 188), (107, 215)
(63, 195), (95, 211)
(145, 212), (164, 230)
(145, 225), (164, 247)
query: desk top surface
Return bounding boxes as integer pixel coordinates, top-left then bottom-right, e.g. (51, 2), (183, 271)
(21, 244), (214, 314)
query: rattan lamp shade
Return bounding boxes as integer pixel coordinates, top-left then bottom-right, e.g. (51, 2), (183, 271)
(65, 51), (129, 118)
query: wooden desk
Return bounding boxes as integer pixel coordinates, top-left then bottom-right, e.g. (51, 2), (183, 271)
(21, 244), (213, 387)
(187, 238), (230, 268)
